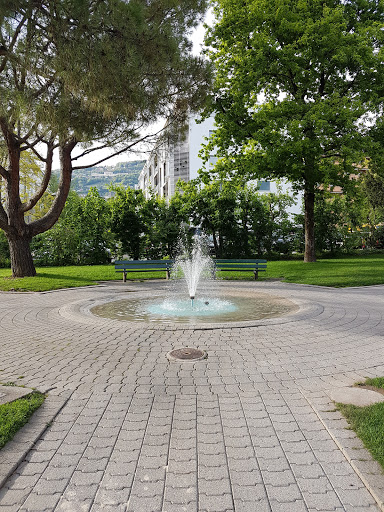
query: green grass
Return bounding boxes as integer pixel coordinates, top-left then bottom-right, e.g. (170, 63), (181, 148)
(0, 265), (123, 291)
(220, 254), (384, 288)
(1, 253), (384, 291)
(359, 377), (384, 389)
(337, 401), (384, 470)
(336, 376), (384, 471)
(0, 391), (46, 450)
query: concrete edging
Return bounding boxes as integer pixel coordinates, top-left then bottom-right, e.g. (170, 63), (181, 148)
(0, 393), (70, 489)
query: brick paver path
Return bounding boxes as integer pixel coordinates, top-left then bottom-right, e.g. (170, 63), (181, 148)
(0, 280), (384, 511)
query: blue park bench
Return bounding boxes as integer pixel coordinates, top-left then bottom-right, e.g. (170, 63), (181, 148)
(115, 258), (267, 282)
(213, 259), (267, 280)
(114, 260), (174, 282)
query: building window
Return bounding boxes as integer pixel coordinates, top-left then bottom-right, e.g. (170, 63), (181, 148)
(258, 181), (270, 191)
(209, 156), (218, 167)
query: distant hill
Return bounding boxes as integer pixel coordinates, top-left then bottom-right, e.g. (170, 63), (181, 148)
(68, 160), (145, 197)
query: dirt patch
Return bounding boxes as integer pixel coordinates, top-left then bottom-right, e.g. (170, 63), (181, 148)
(356, 384), (384, 396)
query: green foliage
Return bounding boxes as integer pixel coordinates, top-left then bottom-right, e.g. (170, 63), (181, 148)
(108, 187), (148, 260)
(0, 392), (45, 450)
(32, 189), (112, 265)
(359, 377), (384, 389)
(313, 193), (360, 254)
(177, 179), (296, 257)
(143, 194), (190, 259)
(107, 186), (191, 260)
(202, 0), (384, 261)
(0, 230), (10, 267)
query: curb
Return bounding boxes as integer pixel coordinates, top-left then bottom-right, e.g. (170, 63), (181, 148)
(304, 391), (384, 511)
(0, 393), (71, 489)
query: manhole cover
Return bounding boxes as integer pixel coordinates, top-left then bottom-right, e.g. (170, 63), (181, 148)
(167, 348), (207, 362)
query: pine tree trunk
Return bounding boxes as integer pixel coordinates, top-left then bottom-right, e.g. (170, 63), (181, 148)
(304, 189), (316, 262)
(7, 235), (36, 277)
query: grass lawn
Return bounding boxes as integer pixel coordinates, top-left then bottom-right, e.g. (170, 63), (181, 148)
(0, 253), (384, 291)
(0, 391), (46, 450)
(336, 377), (384, 471)
(0, 265), (121, 291)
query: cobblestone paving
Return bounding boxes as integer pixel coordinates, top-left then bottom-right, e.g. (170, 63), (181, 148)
(0, 280), (384, 511)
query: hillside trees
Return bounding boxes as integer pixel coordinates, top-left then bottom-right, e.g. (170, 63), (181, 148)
(0, 0), (211, 276)
(202, 0), (384, 262)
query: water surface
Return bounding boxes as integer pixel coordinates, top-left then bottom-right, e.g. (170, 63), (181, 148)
(91, 294), (298, 325)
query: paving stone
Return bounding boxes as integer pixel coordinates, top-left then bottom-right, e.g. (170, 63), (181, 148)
(0, 281), (383, 512)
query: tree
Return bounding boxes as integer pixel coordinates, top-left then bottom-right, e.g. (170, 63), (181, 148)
(31, 189), (112, 265)
(178, 178), (295, 257)
(0, 0), (211, 276)
(143, 194), (190, 259)
(0, 149), (55, 221)
(179, 179), (238, 257)
(202, 0), (384, 261)
(108, 187), (148, 260)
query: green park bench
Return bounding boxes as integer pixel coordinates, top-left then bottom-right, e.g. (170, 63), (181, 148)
(114, 260), (175, 282)
(213, 259), (267, 280)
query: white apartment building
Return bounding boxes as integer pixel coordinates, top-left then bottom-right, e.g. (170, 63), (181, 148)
(138, 115), (216, 199)
(138, 114), (301, 214)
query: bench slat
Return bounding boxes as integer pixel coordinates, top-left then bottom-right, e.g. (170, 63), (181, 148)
(114, 260), (173, 265)
(215, 259), (267, 263)
(115, 263), (170, 269)
(115, 268), (169, 272)
(114, 259), (174, 282)
(216, 267), (266, 270)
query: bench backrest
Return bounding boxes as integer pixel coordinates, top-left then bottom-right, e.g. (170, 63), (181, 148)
(114, 260), (174, 270)
(214, 259), (267, 269)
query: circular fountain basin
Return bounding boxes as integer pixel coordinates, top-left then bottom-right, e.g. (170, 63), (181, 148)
(90, 292), (299, 325)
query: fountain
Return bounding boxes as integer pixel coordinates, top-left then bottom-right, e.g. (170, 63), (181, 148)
(145, 234), (238, 319)
(89, 233), (299, 326)
(173, 236), (213, 303)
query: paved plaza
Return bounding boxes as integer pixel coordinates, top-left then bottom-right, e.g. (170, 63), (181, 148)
(1, 279), (384, 511)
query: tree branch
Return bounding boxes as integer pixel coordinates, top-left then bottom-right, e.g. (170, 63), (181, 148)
(0, 201), (9, 229)
(72, 129), (167, 170)
(0, 164), (10, 180)
(21, 143), (53, 213)
(0, 14), (27, 74)
(19, 140), (47, 162)
(29, 139), (77, 237)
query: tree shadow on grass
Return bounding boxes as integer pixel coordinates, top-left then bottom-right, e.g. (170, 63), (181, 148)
(35, 272), (94, 283)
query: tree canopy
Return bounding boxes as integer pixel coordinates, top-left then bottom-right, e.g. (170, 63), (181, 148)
(202, 0), (384, 261)
(0, 0), (211, 276)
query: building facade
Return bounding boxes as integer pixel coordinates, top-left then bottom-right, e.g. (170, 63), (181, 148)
(138, 114), (301, 215)
(138, 115), (217, 199)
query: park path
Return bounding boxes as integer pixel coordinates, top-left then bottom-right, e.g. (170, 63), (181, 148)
(0, 279), (384, 511)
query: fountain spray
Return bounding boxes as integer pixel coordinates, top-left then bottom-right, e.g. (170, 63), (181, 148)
(173, 234), (214, 307)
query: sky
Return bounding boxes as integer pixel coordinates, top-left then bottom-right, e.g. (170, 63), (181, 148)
(64, 9), (214, 170)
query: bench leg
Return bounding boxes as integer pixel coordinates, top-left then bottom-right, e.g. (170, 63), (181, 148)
(123, 271), (127, 283)
(166, 269), (170, 280)
(254, 270), (259, 280)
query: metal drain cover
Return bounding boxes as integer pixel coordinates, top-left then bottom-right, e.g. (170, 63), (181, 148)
(167, 348), (207, 362)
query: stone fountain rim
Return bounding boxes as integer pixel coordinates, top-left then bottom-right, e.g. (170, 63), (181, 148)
(59, 288), (324, 331)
